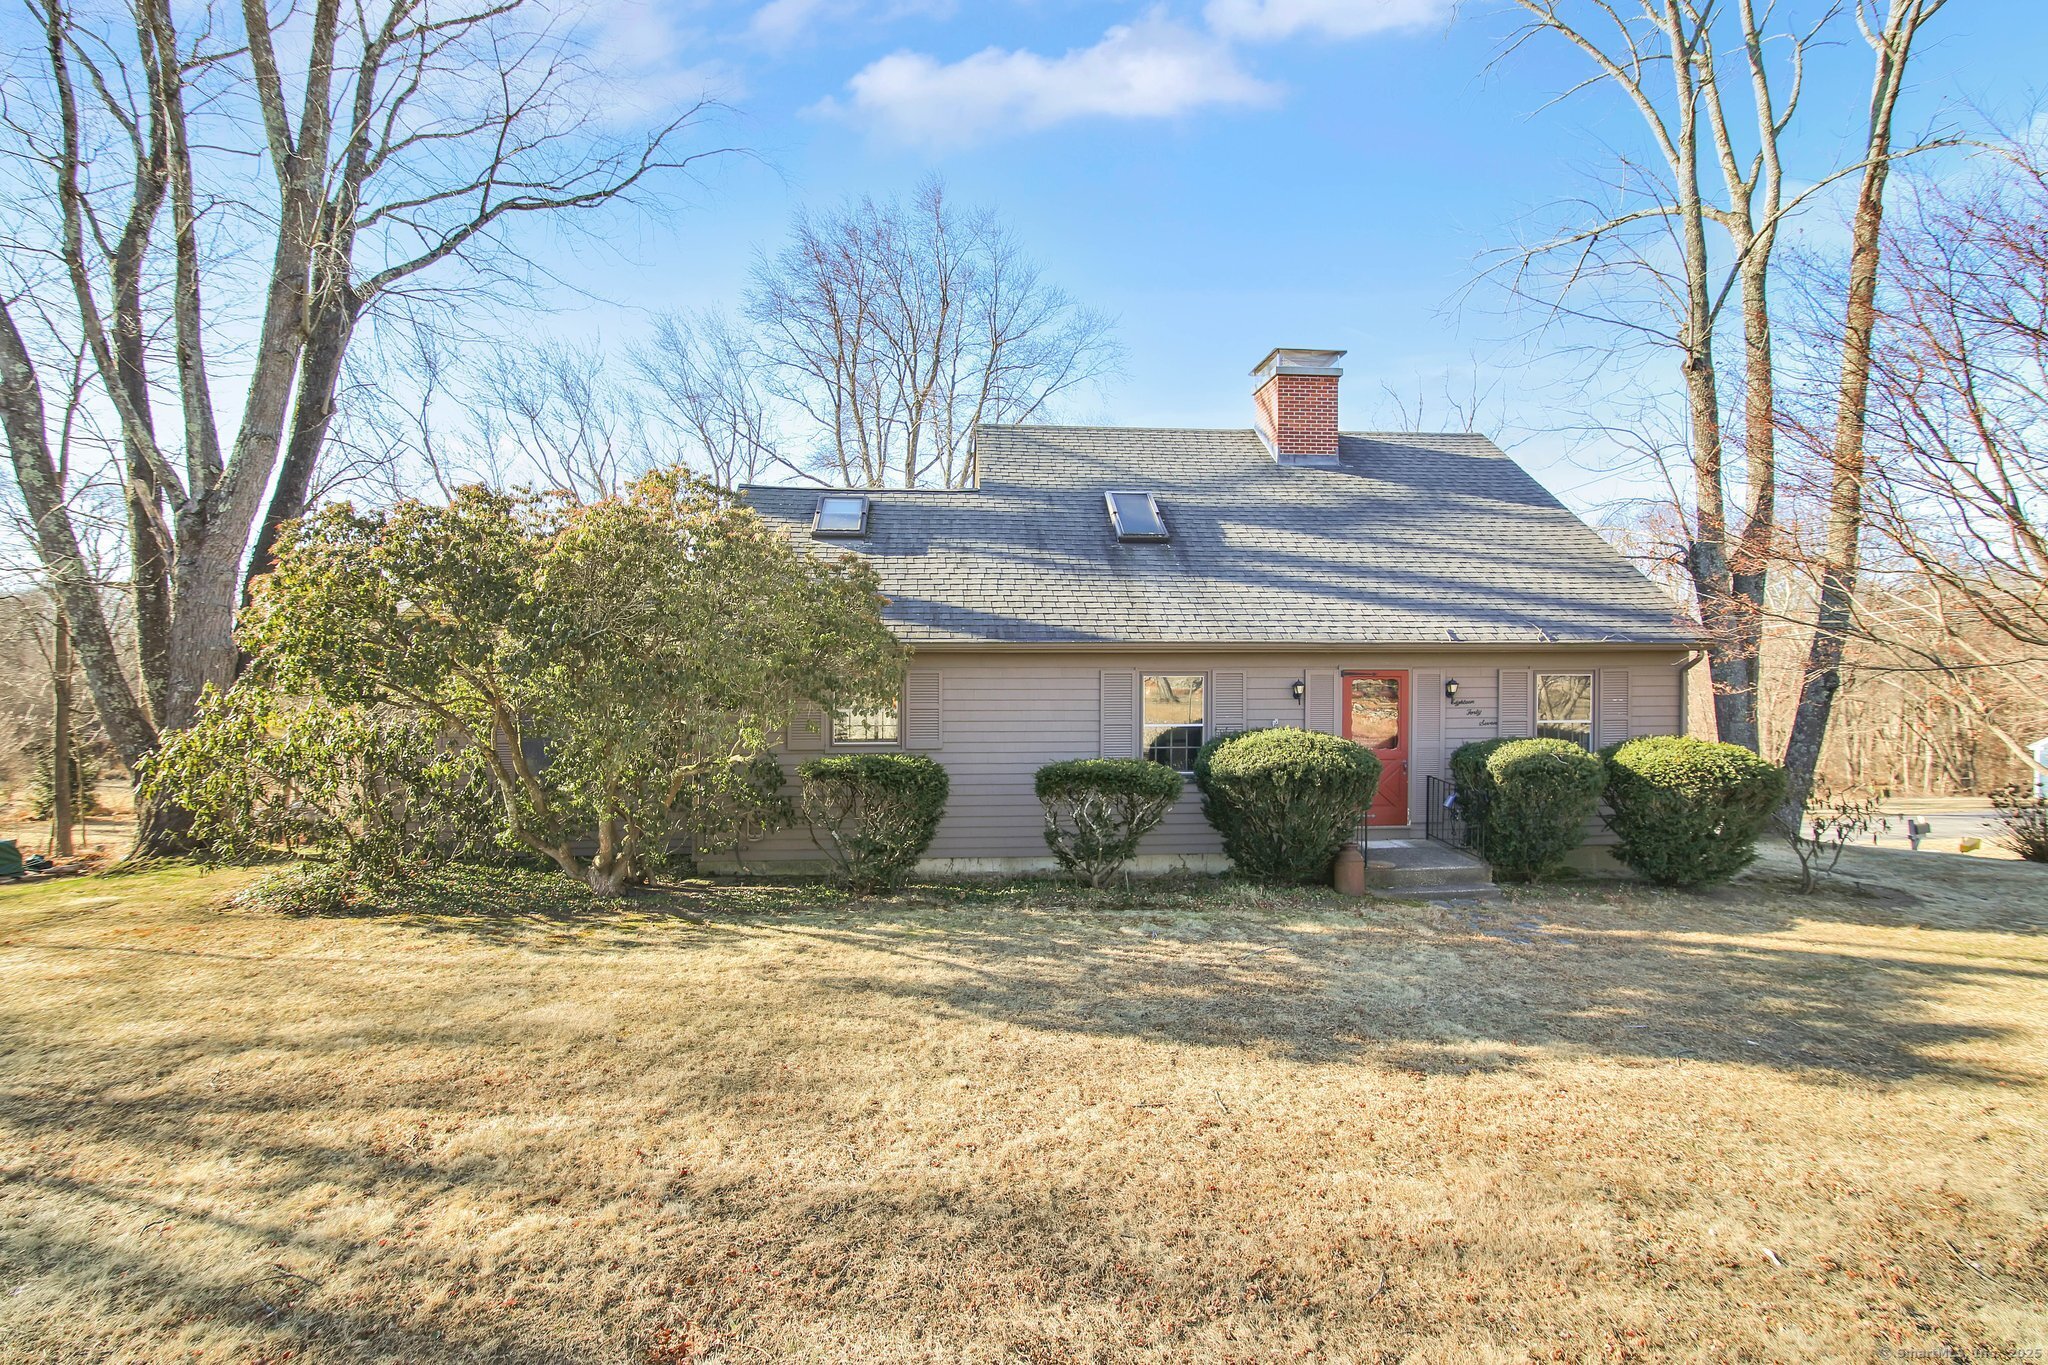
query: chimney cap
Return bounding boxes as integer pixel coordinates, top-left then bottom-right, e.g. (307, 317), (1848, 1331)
(1251, 347), (1346, 380)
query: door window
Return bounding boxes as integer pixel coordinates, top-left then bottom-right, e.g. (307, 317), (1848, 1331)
(1348, 676), (1402, 750)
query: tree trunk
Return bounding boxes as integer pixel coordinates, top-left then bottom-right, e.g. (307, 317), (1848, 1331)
(1718, 254), (1777, 754)
(118, 526), (243, 860)
(1662, 7), (1743, 751)
(247, 297), (356, 598)
(51, 608), (74, 858)
(0, 301), (157, 767)
(161, 527), (248, 731)
(1781, 1), (1936, 817)
(130, 789), (194, 858)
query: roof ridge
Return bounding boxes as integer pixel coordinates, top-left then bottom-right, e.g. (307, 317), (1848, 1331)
(980, 424), (1258, 435)
(976, 423), (1501, 441)
(741, 485), (979, 495)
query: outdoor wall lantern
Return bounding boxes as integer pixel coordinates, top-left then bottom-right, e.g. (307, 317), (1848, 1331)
(1290, 680), (1307, 703)
(1444, 678), (1461, 702)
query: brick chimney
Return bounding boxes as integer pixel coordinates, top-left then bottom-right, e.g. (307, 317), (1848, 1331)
(1250, 348), (1344, 465)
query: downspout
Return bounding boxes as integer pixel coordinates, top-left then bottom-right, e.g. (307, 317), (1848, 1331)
(1676, 649), (1706, 738)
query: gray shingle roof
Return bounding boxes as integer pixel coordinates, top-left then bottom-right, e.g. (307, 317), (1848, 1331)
(743, 426), (1691, 647)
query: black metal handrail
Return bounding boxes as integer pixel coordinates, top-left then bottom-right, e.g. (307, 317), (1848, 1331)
(1424, 774), (1488, 860)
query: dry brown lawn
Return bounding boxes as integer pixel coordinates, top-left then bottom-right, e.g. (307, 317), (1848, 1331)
(0, 846), (2044, 1363)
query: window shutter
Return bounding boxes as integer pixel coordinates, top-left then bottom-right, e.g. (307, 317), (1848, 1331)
(1099, 670), (1138, 758)
(1305, 670), (1338, 735)
(787, 703), (826, 751)
(904, 670), (943, 750)
(492, 720), (518, 776)
(1596, 668), (1631, 749)
(1497, 669), (1534, 738)
(1414, 669), (1442, 780)
(1211, 670), (1247, 735)
(493, 718), (549, 775)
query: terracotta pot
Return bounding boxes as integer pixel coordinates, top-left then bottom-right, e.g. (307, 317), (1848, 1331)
(1333, 842), (1367, 897)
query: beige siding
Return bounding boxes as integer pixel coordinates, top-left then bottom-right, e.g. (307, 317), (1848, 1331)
(750, 647), (1690, 868)
(1629, 665), (1683, 738)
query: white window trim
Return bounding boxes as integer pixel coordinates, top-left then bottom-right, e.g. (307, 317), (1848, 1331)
(831, 687), (903, 748)
(1140, 670), (1209, 773)
(1535, 671), (1596, 749)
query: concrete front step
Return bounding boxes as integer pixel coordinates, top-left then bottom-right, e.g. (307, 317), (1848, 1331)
(1358, 837), (1498, 902)
(1368, 880), (1502, 904)
(1368, 860), (1491, 889)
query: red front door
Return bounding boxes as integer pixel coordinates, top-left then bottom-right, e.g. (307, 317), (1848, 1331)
(1343, 671), (1409, 826)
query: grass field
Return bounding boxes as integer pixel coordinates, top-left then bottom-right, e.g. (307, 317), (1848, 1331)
(0, 846), (2044, 1362)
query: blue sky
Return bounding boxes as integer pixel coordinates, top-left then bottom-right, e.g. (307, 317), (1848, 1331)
(445, 2), (2047, 506)
(545, 0), (2046, 507)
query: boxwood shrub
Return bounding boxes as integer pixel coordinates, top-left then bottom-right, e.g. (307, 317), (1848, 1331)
(797, 753), (949, 892)
(1447, 736), (1510, 829)
(1601, 736), (1787, 887)
(1034, 759), (1184, 887)
(1193, 727), (1381, 884)
(1451, 737), (1607, 881)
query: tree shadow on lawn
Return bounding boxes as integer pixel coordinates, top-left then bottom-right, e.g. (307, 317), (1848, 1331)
(1673, 843), (2048, 937)
(0, 1104), (1436, 1365)
(275, 864), (1203, 954)
(759, 861), (2048, 1085)
(232, 859), (2047, 1086)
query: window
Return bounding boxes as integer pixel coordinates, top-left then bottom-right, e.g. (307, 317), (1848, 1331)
(813, 494), (870, 538)
(1347, 675), (1401, 751)
(1142, 673), (1205, 771)
(833, 696), (900, 745)
(1537, 672), (1594, 749)
(1105, 490), (1169, 542)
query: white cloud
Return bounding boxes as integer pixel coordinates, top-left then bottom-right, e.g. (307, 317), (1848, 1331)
(543, 1), (743, 125)
(751, 0), (842, 45)
(749, 0), (955, 48)
(824, 12), (1279, 146)
(1203, 0), (1455, 42)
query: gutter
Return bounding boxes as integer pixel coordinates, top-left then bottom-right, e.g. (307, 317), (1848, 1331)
(895, 638), (1705, 656)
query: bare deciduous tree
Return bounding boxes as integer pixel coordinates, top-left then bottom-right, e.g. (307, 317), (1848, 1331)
(469, 337), (685, 502)
(1843, 575), (2048, 789)
(1778, 0), (1948, 816)
(1500, 1), (1952, 769)
(633, 311), (778, 490)
(1499, 0), (1834, 753)
(1861, 128), (2048, 653)
(0, 0), (725, 850)
(743, 178), (1119, 489)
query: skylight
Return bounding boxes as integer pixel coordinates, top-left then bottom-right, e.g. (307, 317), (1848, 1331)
(1105, 490), (1169, 542)
(812, 494), (870, 538)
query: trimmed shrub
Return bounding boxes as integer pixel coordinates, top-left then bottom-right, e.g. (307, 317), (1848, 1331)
(1452, 737), (1607, 881)
(1601, 736), (1787, 887)
(798, 753), (949, 892)
(1035, 759), (1184, 887)
(1447, 736), (1511, 830)
(1194, 727), (1381, 884)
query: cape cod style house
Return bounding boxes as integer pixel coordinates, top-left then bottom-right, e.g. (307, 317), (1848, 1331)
(740, 348), (1696, 873)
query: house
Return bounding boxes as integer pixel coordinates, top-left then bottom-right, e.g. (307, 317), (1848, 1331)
(740, 348), (1696, 873)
